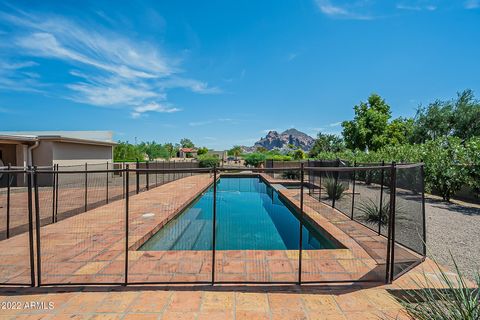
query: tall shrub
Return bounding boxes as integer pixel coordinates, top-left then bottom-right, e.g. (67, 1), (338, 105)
(465, 137), (480, 198)
(422, 137), (467, 201)
(198, 155), (220, 168)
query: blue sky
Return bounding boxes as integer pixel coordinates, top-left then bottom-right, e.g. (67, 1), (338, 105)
(0, 1), (479, 149)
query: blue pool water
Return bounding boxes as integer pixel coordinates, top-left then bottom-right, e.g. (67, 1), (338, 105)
(139, 177), (338, 251)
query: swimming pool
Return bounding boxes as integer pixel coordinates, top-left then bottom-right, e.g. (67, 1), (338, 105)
(139, 177), (338, 251)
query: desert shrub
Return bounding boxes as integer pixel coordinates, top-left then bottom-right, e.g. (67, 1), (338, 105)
(323, 176), (346, 200)
(244, 153), (266, 167)
(357, 198), (390, 226)
(198, 155), (220, 168)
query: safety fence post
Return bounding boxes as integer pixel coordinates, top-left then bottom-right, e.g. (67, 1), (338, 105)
(378, 160), (385, 235)
(55, 164), (59, 222)
(211, 165), (217, 285)
(124, 164), (129, 286)
(84, 163), (88, 212)
(51, 164), (56, 223)
(33, 166), (41, 286)
(27, 166), (35, 287)
(136, 159), (140, 194)
(298, 163), (304, 285)
(6, 163), (11, 238)
(332, 159), (339, 208)
(385, 162), (396, 283)
(350, 161), (356, 220)
(146, 161), (149, 190)
(106, 162), (109, 204)
(421, 164), (427, 257)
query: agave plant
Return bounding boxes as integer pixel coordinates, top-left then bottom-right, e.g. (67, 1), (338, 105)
(356, 198), (391, 226)
(389, 255), (480, 320)
(281, 170), (300, 180)
(323, 177), (346, 200)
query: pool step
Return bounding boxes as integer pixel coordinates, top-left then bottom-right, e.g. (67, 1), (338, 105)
(150, 208), (203, 250)
(171, 220), (208, 250)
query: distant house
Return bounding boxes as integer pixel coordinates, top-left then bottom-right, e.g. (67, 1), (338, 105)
(207, 150), (228, 162)
(178, 147), (198, 158)
(0, 131), (116, 186)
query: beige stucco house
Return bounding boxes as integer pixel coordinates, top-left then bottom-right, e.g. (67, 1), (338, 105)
(0, 131), (116, 186)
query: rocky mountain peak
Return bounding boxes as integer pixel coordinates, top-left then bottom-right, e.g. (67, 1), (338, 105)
(252, 128), (315, 151)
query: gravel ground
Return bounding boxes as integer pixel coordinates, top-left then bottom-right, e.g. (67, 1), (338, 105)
(425, 196), (480, 281)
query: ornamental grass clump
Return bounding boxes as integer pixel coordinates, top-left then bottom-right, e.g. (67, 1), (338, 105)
(391, 256), (480, 320)
(357, 198), (391, 226)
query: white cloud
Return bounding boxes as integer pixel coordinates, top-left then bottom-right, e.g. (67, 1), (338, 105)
(189, 118), (233, 126)
(464, 0), (480, 9)
(0, 9), (220, 116)
(0, 59), (44, 92)
(396, 3), (437, 11)
(160, 77), (221, 94)
(314, 0), (373, 20)
(287, 53), (298, 61)
(189, 120), (213, 127)
(0, 61), (38, 70)
(329, 121), (342, 127)
(131, 102), (180, 118)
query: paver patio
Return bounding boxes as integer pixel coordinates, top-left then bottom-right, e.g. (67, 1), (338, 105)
(0, 257), (460, 320)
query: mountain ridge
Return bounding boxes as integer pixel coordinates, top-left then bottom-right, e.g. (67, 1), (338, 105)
(242, 128), (315, 152)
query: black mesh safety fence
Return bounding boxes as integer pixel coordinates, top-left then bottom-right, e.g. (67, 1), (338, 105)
(351, 162), (387, 234)
(36, 167), (126, 285)
(302, 163), (390, 283)
(391, 164), (426, 281)
(0, 169), (33, 285)
(213, 167), (301, 283)
(0, 162), (426, 287)
(128, 166), (213, 284)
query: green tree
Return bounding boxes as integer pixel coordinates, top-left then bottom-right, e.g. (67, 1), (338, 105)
(197, 147), (209, 156)
(411, 101), (454, 143)
(452, 89), (480, 140)
(256, 146), (268, 153)
(411, 90), (480, 143)
(228, 145), (243, 159)
(292, 149), (305, 160)
(309, 133), (344, 157)
(138, 141), (169, 161)
(465, 137), (480, 197)
(342, 94), (392, 151)
(114, 141), (144, 162)
(384, 117), (414, 145)
(244, 153), (266, 167)
(180, 138), (195, 148)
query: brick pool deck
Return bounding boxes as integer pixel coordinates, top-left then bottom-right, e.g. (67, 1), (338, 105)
(0, 173), (458, 319)
(0, 259), (452, 319)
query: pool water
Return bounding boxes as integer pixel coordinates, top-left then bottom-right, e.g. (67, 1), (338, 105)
(139, 177), (338, 251)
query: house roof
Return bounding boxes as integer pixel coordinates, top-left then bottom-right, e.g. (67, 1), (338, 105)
(179, 148), (197, 152)
(0, 131), (117, 147)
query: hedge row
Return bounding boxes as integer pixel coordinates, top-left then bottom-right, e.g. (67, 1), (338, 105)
(312, 136), (480, 201)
